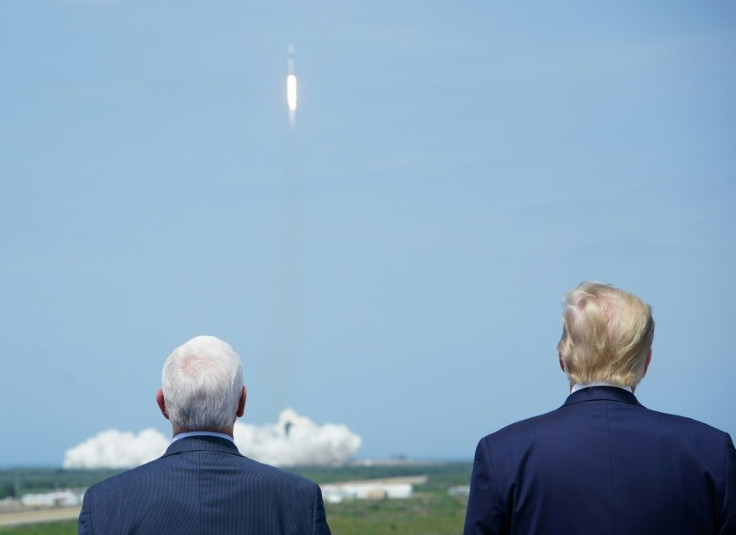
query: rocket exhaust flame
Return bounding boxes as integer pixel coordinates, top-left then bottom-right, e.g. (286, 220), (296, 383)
(287, 45), (297, 125)
(287, 74), (298, 112)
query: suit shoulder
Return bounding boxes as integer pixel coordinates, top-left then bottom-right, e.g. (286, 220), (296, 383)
(234, 457), (321, 490)
(638, 406), (732, 440)
(475, 403), (732, 451)
(83, 458), (163, 496)
(478, 408), (561, 444)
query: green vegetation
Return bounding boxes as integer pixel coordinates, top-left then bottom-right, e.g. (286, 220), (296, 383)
(326, 489), (468, 535)
(289, 461), (471, 486)
(0, 463), (472, 535)
(0, 521), (76, 534)
(0, 469), (123, 499)
(294, 463), (472, 535)
(0, 493), (467, 535)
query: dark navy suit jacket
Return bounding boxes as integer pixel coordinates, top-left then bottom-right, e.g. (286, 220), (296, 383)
(79, 436), (331, 535)
(464, 387), (736, 535)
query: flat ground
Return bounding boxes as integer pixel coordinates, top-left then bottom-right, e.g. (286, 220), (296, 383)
(0, 508), (79, 529)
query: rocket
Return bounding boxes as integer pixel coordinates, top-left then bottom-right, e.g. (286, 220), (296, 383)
(287, 45), (297, 114)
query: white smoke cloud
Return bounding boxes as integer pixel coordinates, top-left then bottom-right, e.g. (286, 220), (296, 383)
(234, 408), (362, 466)
(63, 409), (361, 469)
(63, 429), (168, 469)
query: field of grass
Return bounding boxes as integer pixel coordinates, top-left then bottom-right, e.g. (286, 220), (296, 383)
(0, 463), (471, 535)
(0, 521), (76, 535)
(326, 490), (468, 535)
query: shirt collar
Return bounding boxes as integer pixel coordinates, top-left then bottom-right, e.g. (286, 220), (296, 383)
(571, 381), (633, 394)
(171, 430), (235, 444)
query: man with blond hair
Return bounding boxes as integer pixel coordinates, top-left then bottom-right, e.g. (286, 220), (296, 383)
(79, 335), (331, 535)
(464, 282), (735, 534)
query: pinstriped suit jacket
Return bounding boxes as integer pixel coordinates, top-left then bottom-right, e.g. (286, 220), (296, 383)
(464, 387), (736, 534)
(78, 436), (331, 535)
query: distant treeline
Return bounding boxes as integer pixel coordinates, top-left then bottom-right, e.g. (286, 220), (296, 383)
(0, 468), (124, 499)
(0, 462), (472, 500)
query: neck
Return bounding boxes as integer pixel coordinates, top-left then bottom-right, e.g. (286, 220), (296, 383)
(569, 381), (635, 394)
(172, 425), (234, 438)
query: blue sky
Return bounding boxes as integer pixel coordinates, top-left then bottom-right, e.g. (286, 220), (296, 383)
(1, 1), (735, 466)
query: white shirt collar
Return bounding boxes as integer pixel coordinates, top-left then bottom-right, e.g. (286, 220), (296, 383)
(171, 431), (235, 444)
(571, 381), (633, 394)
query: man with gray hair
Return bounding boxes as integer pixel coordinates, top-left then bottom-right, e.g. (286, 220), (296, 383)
(79, 335), (331, 535)
(464, 282), (735, 534)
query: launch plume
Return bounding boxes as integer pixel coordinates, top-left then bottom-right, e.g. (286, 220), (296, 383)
(234, 408), (362, 466)
(63, 409), (361, 468)
(63, 429), (168, 469)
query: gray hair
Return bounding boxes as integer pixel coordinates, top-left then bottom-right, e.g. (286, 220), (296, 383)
(162, 336), (244, 430)
(558, 282), (654, 387)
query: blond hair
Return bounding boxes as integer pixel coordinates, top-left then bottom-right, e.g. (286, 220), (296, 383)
(558, 282), (654, 387)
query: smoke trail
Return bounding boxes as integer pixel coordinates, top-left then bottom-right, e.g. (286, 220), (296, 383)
(287, 44), (297, 130)
(264, 44), (302, 413)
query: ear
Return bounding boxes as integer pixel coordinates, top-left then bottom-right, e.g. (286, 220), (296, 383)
(558, 351), (565, 373)
(643, 349), (652, 376)
(156, 388), (169, 420)
(236, 386), (247, 418)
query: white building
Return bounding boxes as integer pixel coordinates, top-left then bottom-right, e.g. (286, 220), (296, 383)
(321, 475), (427, 504)
(20, 489), (82, 508)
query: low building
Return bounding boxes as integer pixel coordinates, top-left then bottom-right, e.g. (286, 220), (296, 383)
(321, 475), (427, 504)
(448, 485), (470, 497)
(20, 490), (82, 508)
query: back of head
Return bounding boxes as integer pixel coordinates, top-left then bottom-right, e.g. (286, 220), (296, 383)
(558, 282), (654, 387)
(162, 335), (244, 430)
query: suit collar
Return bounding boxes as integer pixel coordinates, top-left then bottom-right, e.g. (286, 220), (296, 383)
(163, 435), (242, 457)
(562, 385), (644, 408)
